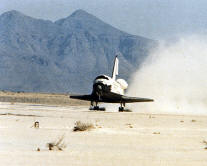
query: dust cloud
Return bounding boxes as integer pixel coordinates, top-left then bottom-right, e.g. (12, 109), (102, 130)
(127, 35), (207, 115)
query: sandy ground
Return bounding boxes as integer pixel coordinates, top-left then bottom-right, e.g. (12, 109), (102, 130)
(0, 102), (207, 166)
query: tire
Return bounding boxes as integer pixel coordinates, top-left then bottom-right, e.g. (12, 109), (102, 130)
(119, 107), (124, 112)
(99, 107), (106, 111)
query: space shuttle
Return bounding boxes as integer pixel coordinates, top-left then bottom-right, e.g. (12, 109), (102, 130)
(70, 55), (153, 111)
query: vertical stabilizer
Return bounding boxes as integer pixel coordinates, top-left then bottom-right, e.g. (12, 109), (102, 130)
(112, 55), (119, 80)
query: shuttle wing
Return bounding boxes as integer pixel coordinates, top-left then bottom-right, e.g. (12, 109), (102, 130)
(121, 95), (154, 103)
(70, 94), (93, 101)
(101, 92), (154, 103)
(70, 92), (153, 103)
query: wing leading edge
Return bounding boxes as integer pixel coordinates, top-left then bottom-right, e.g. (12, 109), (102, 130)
(121, 95), (154, 103)
(70, 95), (93, 101)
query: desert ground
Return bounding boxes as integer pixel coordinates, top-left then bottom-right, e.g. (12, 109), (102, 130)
(0, 92), (207, 166)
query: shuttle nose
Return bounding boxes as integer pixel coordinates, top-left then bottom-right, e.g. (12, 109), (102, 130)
(93, 83), (104, 98)
(94, 83), (103, 92)
(97, 85), (102, 91)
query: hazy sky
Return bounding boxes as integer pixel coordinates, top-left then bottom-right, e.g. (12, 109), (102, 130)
(1, 0), (207, 40)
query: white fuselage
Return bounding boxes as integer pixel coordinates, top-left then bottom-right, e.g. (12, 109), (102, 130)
(93, 75), (128, 95)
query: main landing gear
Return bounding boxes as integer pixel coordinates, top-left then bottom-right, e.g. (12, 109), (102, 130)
(118, 102), (131, 112)
(118, 102), (125, 112)
(89, 101), (131, 112)
(89, 101), (106, 111)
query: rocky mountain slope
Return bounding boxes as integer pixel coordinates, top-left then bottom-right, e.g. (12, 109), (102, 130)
(0, 9), (156, 93)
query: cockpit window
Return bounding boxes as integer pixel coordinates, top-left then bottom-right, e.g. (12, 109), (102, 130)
(95, 75), (109, 80)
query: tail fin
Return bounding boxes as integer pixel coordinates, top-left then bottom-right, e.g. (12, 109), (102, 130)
(112, 55), (119, 80)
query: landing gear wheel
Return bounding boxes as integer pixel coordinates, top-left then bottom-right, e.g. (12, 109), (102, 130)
(119, 107), (124, 112)
(94, 106), (99, 110)
(89, 106), (106, 111)
(98, 107), (106, 111)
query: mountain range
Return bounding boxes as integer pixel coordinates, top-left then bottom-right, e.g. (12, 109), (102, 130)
(0, 9), (156, 93)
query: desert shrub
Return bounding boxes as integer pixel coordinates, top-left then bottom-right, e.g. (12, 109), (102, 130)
(73, 121), (94, 132)
(203, 140), (207, 150)
(203, 140), (207, 145)
(46, 135), (66, 151)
